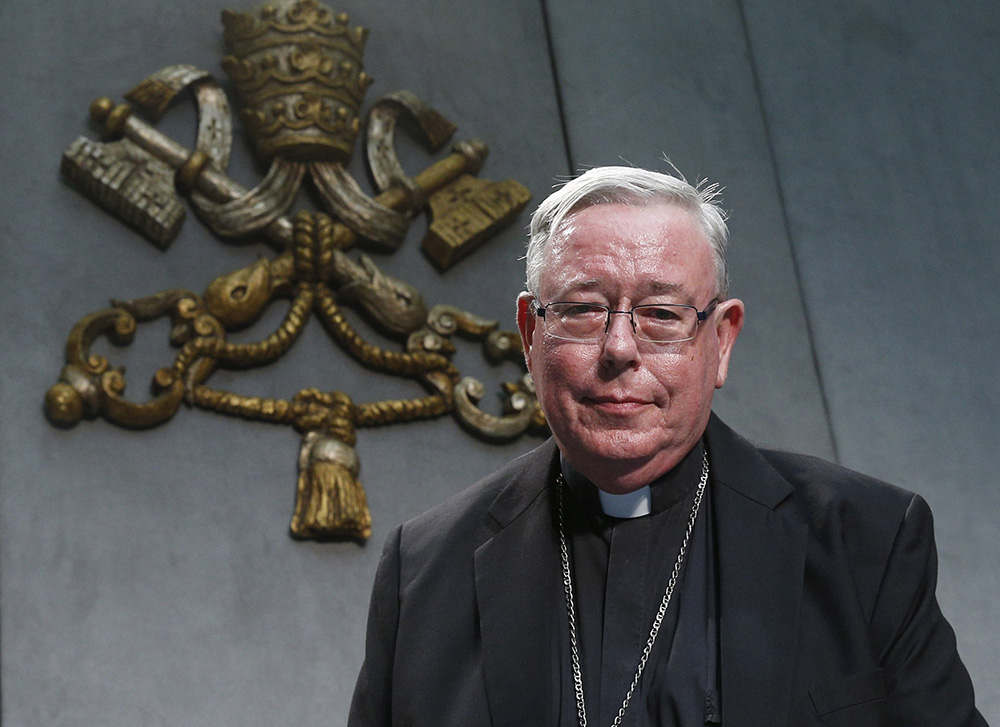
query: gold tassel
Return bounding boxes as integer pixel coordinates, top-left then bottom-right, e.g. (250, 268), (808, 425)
(290, 430), (372, 540)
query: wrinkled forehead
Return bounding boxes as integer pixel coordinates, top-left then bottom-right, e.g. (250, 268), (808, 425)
(541, 201), (715, 296)
(549, 198), (704, 247)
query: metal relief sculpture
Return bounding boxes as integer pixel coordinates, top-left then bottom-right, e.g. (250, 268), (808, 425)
(45, 0), (545, 541)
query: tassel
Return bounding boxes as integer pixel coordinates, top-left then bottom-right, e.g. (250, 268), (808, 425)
(290, 430), (372, 540)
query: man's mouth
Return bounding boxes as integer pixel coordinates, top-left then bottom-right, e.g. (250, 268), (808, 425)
(583, 395), (650, 413)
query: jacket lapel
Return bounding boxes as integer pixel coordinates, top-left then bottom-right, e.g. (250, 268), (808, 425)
(475, 441), (563, 727)
(706, 416), (809, 727)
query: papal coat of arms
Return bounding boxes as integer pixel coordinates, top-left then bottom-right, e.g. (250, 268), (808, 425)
(45, 0), (546, 541)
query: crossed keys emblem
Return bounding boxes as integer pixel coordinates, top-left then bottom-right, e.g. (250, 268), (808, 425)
(44, 0), (545, 541)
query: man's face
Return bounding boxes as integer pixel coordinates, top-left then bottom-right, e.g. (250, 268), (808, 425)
(517, 202), (744, 493)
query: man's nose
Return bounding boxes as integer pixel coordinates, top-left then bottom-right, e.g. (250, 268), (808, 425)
(600, 311), (640, 369)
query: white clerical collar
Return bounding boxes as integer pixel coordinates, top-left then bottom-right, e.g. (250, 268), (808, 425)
(598, 486), (652, 519)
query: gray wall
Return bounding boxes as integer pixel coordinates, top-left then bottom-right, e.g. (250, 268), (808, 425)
(1, 0), (996, 724)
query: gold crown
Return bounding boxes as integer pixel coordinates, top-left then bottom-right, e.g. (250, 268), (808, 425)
(221, 0), (372, 163)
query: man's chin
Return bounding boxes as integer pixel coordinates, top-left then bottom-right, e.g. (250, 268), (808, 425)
(562, 433), (664, 471)
(554, 424), (696, 481)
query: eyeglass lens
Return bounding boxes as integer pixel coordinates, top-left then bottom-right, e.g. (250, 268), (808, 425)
(544, 303), (698, 342)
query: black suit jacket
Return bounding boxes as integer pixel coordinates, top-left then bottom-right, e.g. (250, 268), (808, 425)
(349, 415), (986, 726)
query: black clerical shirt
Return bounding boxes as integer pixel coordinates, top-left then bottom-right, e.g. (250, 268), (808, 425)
(557, 441), (721, 727)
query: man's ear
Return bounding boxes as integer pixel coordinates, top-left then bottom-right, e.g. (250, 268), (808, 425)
(516, 292), (536, 372)
(714, 297), (745, 389)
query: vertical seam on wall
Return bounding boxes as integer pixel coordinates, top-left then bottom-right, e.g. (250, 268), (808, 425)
(735, 0), (842, 463)
(540, 0), (576, 175)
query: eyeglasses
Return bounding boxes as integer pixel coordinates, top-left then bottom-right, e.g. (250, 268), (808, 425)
(530, 299), (718, 343)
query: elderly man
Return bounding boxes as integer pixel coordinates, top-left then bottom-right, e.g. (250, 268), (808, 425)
(349, 167), (986, 726)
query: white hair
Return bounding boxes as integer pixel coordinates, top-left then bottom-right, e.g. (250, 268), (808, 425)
(525, 166), (730, 299)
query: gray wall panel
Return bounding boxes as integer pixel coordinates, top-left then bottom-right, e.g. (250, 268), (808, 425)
(742, 0), (999, 716)
(548, 0), (997, 717)
(0, 1), (562, 724)
(544, 0), (836, 455)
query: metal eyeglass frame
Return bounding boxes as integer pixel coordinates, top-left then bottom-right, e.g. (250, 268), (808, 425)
(530, 299), (719, 343)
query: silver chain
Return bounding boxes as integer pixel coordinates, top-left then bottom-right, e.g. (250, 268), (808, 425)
(556, 452), (709, 727)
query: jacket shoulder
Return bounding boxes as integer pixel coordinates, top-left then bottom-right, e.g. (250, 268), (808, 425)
(759, 447), (918, 519)
(396, 440), (556, 564)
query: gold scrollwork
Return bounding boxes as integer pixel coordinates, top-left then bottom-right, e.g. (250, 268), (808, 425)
(50, 1), (542, 541)
(47, 209), (544, 540)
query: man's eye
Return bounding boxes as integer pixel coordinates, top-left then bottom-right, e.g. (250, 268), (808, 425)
(562, 304), (603, 317)
(641, 306), (681, 322)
